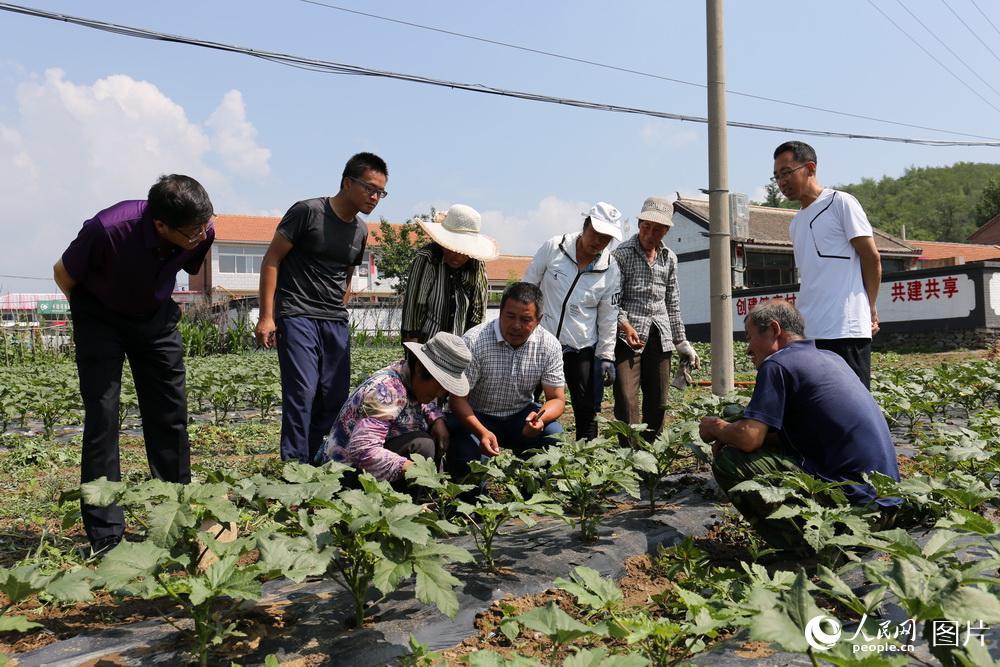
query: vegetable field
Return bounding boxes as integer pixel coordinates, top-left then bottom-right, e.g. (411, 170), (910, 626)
(0, 345), (997, 666)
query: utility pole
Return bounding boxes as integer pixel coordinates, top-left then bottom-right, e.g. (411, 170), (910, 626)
(706, 0), (734, 395)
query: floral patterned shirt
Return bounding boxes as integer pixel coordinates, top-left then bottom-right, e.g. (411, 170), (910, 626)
(316, 360), (444, 481)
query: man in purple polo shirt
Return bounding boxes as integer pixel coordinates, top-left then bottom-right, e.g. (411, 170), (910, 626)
(53, 174), (215, 554)
(256, 152), (387, 464)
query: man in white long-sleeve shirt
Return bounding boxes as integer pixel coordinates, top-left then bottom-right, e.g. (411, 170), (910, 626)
(523, 202), (622, 440)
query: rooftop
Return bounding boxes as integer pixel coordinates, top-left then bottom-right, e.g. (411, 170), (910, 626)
(673, 196), (920, 256)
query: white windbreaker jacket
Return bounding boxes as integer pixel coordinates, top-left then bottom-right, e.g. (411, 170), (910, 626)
(522, 232), (621, 361)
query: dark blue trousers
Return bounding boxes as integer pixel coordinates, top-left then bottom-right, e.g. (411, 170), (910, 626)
(277, 316), (350, 464)
(71, 289), (190, 550)
(446, 403), (563, 481)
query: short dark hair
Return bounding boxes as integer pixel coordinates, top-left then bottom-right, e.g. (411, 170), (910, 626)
(745, 298), (805, 337)
(773, 141), (817, 165)
(499, 281), (543, 316)
(342, 152), (388, 183)
(147, 175), (214, 229)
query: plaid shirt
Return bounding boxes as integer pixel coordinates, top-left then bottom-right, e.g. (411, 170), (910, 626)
(612, 234), (687, 350)
(461, 319), (564, 418)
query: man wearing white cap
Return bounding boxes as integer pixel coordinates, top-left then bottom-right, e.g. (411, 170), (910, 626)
(613, 196), (700, 441)
(523, 202), (622, 440)
(316, 331), (472, 484)
(401, 204), (499, 344)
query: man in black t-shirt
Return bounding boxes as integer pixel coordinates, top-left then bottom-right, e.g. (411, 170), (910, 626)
(256, 152), (388, 463)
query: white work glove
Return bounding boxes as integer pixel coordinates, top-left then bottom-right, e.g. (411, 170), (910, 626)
(675, 340), (700, 370)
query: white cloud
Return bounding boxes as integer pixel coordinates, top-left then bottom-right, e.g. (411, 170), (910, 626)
(206, 90), (271, 179)
(639, 121), (699, 149)
(0, 68), (271, 294)
(480, 196), (591, 256)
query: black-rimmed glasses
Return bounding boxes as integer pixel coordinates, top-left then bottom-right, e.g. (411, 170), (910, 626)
(349, 176), (389, 199)
(770, 164), (807, 184)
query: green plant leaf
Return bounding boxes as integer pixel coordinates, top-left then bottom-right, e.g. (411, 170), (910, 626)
(0, 565), (47, 604)
(517, 602), (605, 644)
(0, 615), (42, 633)
(44, 569), (94, 603)
(413, 559), (461, 619)
(940, 585), (1000, 624)
(96, 541), (168, 590)
(147, 500), (197, 548)
(553, 566), (622, 611)
(469, 650), (543, 667)
(562, 647), (649, 667)
(80, 478), (123, 508)
(256, 534), (332, 582)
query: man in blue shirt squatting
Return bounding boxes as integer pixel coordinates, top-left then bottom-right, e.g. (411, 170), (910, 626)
(698, 298), (900, 553)
(54, 175), (216, 554)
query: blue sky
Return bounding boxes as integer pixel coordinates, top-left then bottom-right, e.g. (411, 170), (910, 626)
(1, 0), (998, 294)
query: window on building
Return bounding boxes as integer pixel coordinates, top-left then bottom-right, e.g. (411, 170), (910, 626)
(218, 245), (266, 274)
(881, 257), (907, 274)
(745, 251), (796, 287)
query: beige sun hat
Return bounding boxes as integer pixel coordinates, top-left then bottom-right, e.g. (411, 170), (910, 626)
(403, 332), (472, 396)
(417, 204), (500, 261)
(637, 196), (674, 227)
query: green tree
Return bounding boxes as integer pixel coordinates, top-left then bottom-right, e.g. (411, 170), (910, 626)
(370, 214), (430, 295)
(974, 177), (1000, 227)
(752, 182), (798, 209)
(837, 162), (1000, 241)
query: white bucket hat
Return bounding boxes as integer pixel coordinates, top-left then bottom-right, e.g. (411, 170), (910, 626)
(403, 332), (472, 396)
(581, 202), (623, 240)
(637, 196), (674, 227)
(417, 204), (499, 261)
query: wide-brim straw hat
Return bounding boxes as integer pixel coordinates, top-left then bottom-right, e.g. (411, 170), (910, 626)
(403, 332), (471, 396)
(417, 204), (500, 261)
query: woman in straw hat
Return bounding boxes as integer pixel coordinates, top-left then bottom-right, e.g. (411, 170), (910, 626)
(400, 204), (499, 343)
(315, 332), (471, 484)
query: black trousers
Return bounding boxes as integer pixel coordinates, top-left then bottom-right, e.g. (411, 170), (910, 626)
(71, 289), (190, 548)
(815, 337), (872, 389)
(563, 346), (598, 441)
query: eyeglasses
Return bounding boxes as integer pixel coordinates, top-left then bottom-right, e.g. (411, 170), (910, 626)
(176, 222), (209, 243)
(348, 176), (389, 199)
(770, 164), (807, 184)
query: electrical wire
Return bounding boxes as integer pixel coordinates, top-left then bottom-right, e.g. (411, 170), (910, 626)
(939, 0), (1000, 65)
(969, 0), (1000, 40)
(891, 0), (1000, 98)
(295, 0), (1000, 141)
(867, 0), (1000, 114)
(0, 274), (56, 282)
(2, 1), (999, 147)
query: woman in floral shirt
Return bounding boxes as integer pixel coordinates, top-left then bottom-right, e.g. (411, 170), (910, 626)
(316, 332), (471, 482)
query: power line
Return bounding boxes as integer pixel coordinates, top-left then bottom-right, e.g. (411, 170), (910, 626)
(0, 274), (56, 281)
(969, 0), (1000, 40)
(941, 0), (1000, 65)
(295, 0), (1000, 142)
(867, 0), (1000, 115)
(890, 0), (1000, 99)
(2, 2), (998, 147)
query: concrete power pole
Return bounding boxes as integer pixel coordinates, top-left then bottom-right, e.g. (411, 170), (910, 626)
(706, 0), (735, 395)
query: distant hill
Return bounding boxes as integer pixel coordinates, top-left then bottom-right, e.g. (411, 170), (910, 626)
(836, 162), (1000, 242)
(755, 162), (1000, 242)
